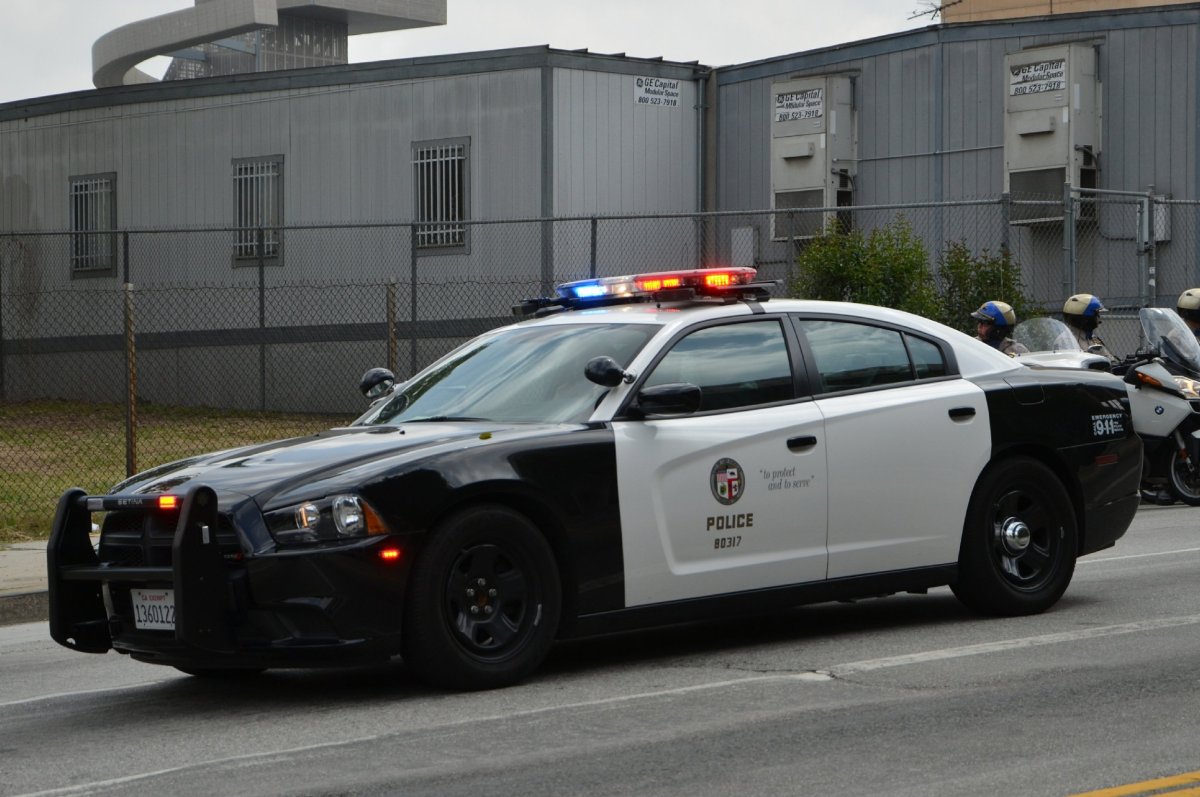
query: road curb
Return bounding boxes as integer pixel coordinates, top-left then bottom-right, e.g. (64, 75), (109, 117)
(0, 591), (48, 627)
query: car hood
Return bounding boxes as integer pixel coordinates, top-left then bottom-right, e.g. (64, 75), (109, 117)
(112, 422), (575, 505)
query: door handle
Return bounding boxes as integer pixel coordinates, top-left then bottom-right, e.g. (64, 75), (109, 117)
(948, 406), (976, 420)
(787, 435), (818, 451)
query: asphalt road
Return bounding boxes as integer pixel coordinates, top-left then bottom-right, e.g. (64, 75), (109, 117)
(3, 504), (1200, 797)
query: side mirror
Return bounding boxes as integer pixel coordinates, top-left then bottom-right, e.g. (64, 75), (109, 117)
(585, 356), (628, 387)
(634, 382), (703, 416)
(359, 367), (396, 400)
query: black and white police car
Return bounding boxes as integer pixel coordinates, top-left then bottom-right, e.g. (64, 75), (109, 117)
(49, 268), (1142, 690)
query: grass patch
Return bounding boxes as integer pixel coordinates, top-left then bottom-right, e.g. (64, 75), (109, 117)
(0, 400), (347, 544)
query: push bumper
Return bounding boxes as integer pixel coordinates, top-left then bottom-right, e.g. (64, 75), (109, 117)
(48, 483), (411, 669)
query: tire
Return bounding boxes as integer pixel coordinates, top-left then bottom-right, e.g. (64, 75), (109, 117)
(951, 457), (1077, 616)
(1166, 445), (1200, 506)
(402, 505), (561, 691)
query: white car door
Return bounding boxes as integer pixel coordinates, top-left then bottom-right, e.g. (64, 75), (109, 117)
(613, 317), (829, 607)
(793, 318), (991, 579)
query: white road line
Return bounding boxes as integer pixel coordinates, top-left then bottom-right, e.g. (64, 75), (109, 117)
(1081, 545), (1200, 564)
(0, 679), (175, 709)
(828, 614), (1200, 675)
(14, 614), (1200, 797)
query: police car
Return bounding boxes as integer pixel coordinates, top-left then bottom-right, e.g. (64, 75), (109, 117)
(48, 268), (1141, 690)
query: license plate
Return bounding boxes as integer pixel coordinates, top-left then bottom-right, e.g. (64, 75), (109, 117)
(131, 588), (175, 631)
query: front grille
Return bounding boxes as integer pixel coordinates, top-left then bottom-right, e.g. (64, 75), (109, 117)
(99, 509), (240, 567)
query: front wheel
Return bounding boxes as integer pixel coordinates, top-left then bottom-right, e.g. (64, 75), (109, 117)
(1166, 444), (1200, 506)
(403, 505), (561, 691)
(951, 457), (1077, 616)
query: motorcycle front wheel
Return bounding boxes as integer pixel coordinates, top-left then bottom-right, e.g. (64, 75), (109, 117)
(1166, 446), (1200, 506)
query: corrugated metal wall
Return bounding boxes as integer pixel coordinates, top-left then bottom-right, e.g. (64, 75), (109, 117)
(713, 7), (1200, 295)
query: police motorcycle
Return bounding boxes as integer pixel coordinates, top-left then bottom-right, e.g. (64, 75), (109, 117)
(1111, 307), (1200, 505)
(1012, 311), (1200, 505)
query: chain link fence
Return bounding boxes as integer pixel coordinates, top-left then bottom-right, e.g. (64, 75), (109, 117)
(0, 191), (1192, 538)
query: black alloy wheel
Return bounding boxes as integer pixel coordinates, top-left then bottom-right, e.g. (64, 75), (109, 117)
(403, 505), (561, 690)
(952, 457), (1077, 616)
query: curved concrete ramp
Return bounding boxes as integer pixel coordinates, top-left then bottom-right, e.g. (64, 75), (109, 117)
(92, 0), (446, 89)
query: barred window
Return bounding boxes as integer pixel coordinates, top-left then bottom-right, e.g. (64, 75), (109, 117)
(69, 174), (116, 275)
(413, 138), (469, 250)
(233, 157), (283, 262)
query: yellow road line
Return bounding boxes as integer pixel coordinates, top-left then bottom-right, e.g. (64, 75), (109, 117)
(1070, 770), (1200, 796)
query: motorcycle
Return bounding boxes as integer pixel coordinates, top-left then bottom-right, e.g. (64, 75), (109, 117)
(1013, 311), (1200, 505)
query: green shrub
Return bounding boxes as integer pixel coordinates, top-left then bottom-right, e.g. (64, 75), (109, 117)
(787, 217), (940, 319)
(934, 241), (1035, 334)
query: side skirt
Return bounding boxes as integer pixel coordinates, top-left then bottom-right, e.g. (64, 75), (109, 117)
(567, 564), (958, 639)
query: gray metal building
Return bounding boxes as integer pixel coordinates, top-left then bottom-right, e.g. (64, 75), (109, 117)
(714, 4), (1200, 302)
(4, 3), (1200, 413)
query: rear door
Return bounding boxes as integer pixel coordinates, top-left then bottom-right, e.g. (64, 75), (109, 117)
(792, 317), (991, 578)
(612, 316), (829, 607)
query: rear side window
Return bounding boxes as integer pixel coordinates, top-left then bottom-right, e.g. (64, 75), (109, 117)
(906, 334), (948, 379)
(795, 319), (948, 394)
(642, 320), (795, 411)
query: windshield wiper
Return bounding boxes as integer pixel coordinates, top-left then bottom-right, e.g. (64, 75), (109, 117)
(402, 416), (489, 423)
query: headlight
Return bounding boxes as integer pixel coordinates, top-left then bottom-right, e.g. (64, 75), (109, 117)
(265, 494), (390, 545)
(1175, 376), (1200, 400)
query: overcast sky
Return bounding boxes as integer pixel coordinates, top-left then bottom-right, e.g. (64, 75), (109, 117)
(0, 1), (933, 105)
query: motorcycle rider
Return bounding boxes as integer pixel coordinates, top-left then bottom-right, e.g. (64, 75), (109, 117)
(1178, 289), (1200, 340)
(971, 301), (1029, 356)
(1063, 293), (1118, 363)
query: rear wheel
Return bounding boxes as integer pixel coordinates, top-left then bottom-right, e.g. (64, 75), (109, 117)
(403, 505), (561, 690)
(951, 457), (1077, 616)
(1166, 445), (1200, 506)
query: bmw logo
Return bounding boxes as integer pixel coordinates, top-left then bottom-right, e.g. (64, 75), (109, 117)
(1156, 406), (1165, 415)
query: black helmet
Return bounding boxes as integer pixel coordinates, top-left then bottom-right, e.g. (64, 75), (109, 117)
(1063, 293), (1105, 333)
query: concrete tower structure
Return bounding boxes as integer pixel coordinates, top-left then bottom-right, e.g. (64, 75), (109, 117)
(92, 0), (447, 88)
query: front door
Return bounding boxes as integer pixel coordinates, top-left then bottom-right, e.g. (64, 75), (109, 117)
(612, 317), (829, 607)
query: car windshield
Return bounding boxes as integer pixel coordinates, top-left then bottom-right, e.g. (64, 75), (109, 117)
(1140, 307), (1200, 375)
(354, 323), (658, 425)
(1012, 317), (1081, 352)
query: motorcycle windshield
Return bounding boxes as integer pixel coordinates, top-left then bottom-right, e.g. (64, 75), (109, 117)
(1140, 307), (1200, 375)
(1012, 317), (1080, 352)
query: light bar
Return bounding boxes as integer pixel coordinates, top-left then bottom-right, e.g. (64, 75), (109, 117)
(556, 268), (758, 302)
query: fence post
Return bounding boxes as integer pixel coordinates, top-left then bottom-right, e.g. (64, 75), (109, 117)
(1146, 186), (1158, 308)
(589, 217), (598, 279)
(257, 227), (266, 412)
(386, 280), (398, 376)
(540, 217), (554, 297)
(0, 235), (6, 402)
(124, 282), (137, 477)
(409, 224), (418, 377)
(1062, 182), (1076, 298)
(999, 193), (1011, 256)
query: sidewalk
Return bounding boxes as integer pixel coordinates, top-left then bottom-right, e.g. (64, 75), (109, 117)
(0, 540), (49, 626)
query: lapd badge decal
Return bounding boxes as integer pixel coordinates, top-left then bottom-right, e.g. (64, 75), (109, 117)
(710, 458), (744, 505)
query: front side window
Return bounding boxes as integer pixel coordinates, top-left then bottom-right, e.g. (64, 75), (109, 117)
(357, 323), (657, 425)
(642, 320), (795, 412)
(233, 156), (283, 263)
(796, 319), (948, 393)
(413, 138), (469, 251)
(69, 173), (116, 276)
